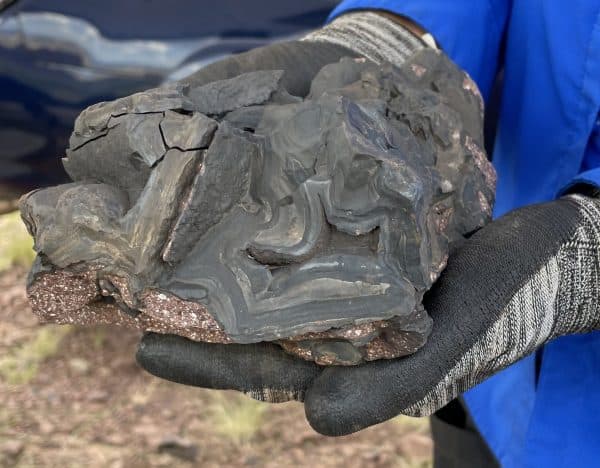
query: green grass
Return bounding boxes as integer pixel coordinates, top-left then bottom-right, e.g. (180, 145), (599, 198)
(92, 328), (107, 349)
(0, 211), (35, 272)
(0, 325), (72, 385)
(207, 391), (267, 444)
(393, 414), (431, 433)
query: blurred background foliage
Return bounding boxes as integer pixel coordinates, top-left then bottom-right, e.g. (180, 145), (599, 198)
(0, 211), (35, 273)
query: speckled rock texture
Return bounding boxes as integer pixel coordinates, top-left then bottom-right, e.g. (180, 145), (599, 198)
(21, 50), (495, 365)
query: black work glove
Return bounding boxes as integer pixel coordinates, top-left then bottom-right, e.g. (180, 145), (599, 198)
(138, 194), (600, 435)
(176, 10), (431, 97)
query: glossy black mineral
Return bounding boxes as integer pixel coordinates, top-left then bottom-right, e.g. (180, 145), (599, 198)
(20, 50), (496, 365)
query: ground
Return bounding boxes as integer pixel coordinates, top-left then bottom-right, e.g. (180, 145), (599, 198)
(0, 212), (432, 467)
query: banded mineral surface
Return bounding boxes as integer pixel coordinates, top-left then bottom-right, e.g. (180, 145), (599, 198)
(21, 50), (495, 365)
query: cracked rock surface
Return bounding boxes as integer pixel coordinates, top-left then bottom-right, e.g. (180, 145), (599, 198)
(21, 50), (495, 365)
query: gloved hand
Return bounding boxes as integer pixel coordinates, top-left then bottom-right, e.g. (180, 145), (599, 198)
(176, 10), (432, 97)
(138, 194), (600, 435)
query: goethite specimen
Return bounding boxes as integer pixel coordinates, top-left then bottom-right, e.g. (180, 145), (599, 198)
(20, 50), (495, 366)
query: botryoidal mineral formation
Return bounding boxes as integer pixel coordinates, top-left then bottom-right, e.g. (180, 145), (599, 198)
(20, 50), (496, 365)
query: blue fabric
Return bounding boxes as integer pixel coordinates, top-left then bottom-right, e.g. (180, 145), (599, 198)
(330, 2), (600, 466)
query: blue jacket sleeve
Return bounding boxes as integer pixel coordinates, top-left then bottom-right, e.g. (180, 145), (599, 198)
(329, 0), (512, 100)
(561, 124), (600, 195)
(564, 168), (600, 192)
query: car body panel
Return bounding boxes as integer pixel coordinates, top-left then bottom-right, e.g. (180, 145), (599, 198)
(0, 0), (336, 199)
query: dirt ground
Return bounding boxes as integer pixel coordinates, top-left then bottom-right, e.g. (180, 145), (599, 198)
(0, 267), (432, 468)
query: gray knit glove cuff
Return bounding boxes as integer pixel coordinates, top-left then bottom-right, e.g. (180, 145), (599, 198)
(302, 11), (437, 65)
(551, 194), (600, 337)
(401, 194), (600, 416)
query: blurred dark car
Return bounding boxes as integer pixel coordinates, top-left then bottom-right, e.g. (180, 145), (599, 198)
(0, 0), (336, 207)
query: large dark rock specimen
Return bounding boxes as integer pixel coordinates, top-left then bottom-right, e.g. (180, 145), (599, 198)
(20, 50), (496, 365)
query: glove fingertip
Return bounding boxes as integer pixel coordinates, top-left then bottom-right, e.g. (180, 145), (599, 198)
(303, 370), (373, 436)
(137, 333), (322, 403)
(136, 332), (180, 380)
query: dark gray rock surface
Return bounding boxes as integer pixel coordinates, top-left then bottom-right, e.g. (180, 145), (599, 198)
(21, 50), (495, 365)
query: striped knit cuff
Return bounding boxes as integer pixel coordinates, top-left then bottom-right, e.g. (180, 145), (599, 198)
(301, 11), (436, 66)
(552, 194), (600, 336)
